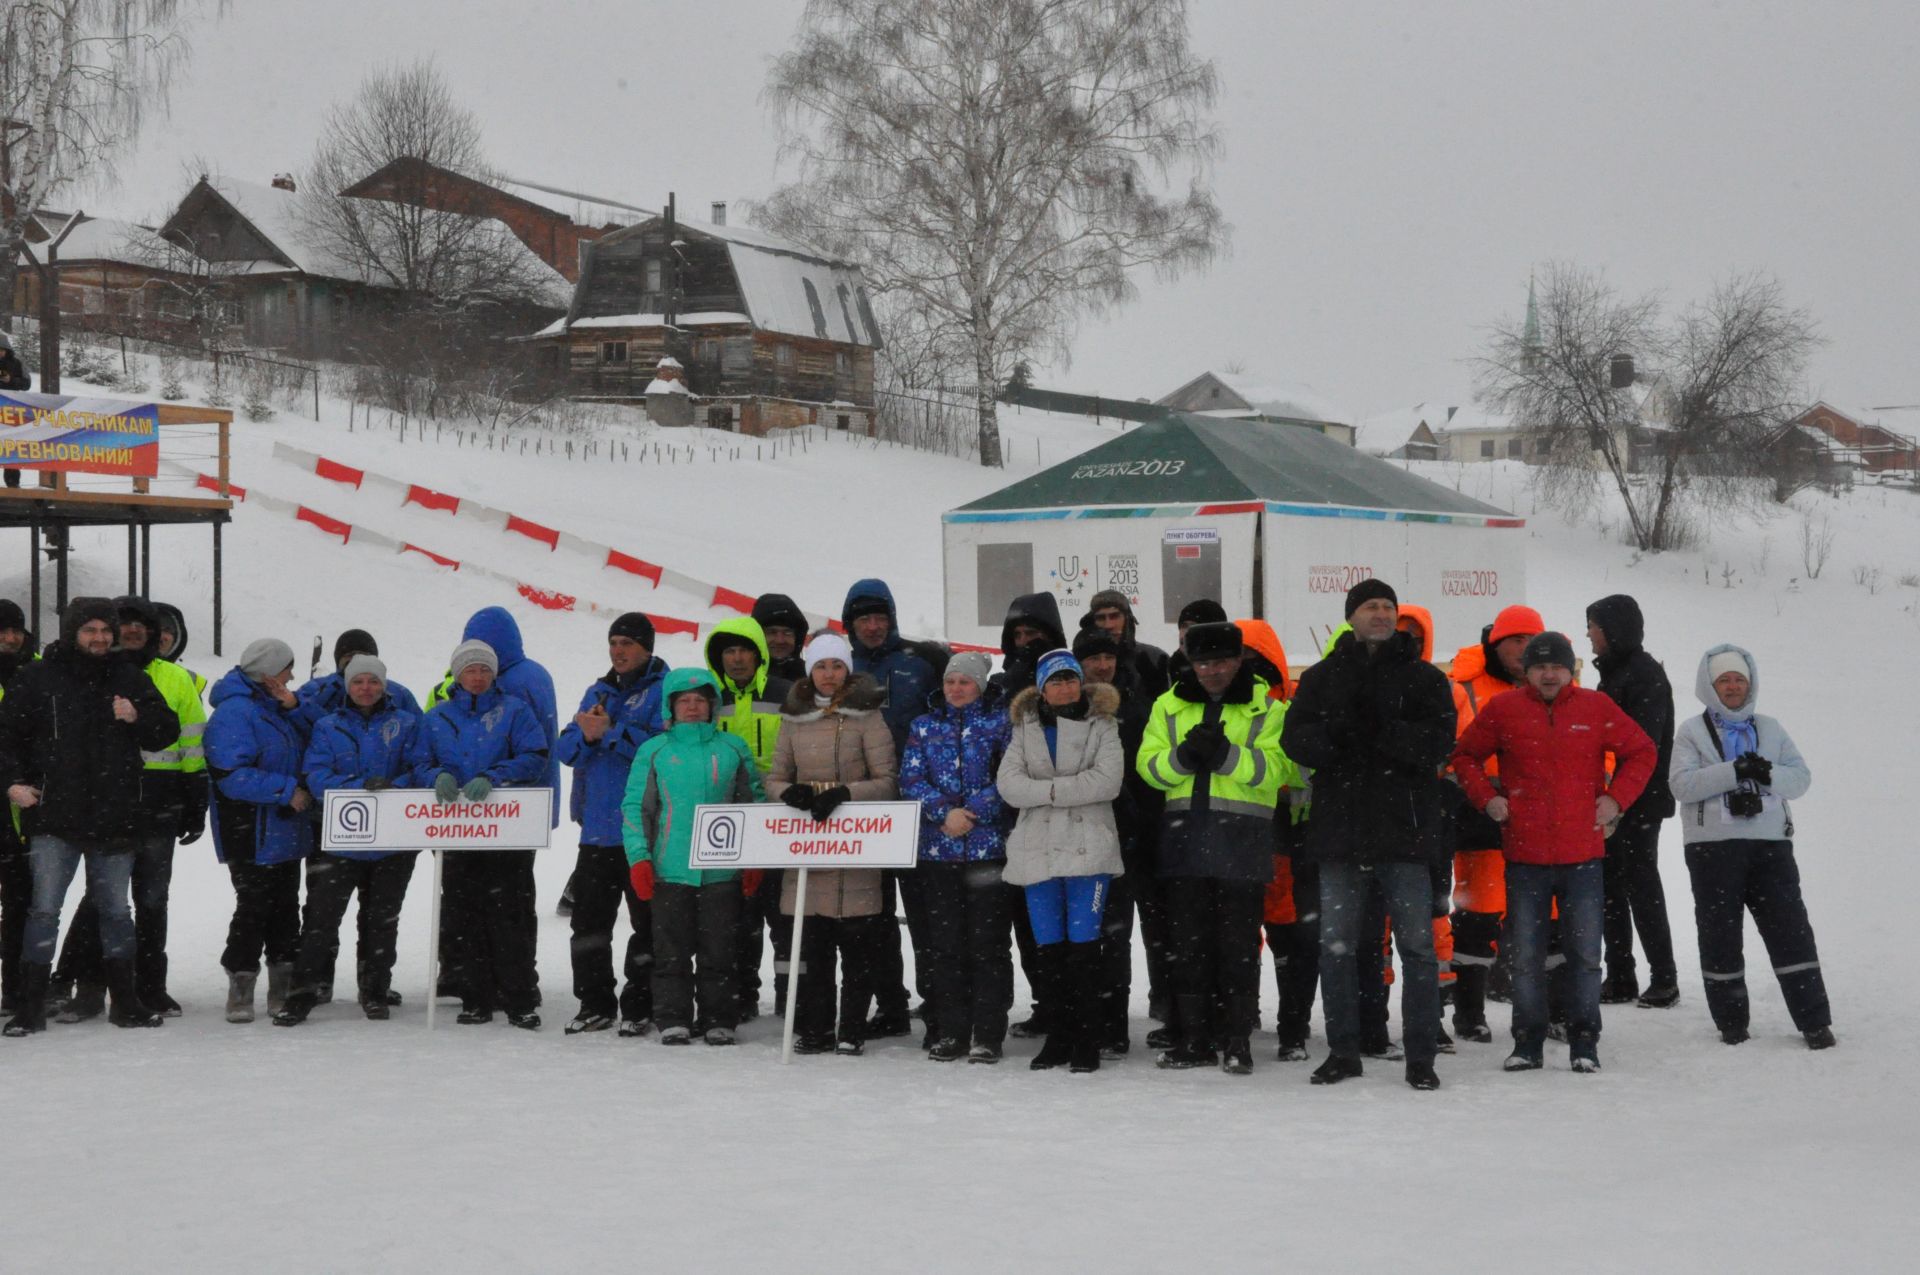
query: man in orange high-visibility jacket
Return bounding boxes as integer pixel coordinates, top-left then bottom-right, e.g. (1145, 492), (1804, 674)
(1445, 604), (1542, 1042)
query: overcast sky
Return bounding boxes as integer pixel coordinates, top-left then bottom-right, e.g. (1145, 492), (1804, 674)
(99, 0), (1920, 418)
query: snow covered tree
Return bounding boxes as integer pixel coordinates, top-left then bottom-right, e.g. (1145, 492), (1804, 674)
(1476, 264), (1819, 552)
(761, 0), (1225, 467)
(0, 1), (221, 323)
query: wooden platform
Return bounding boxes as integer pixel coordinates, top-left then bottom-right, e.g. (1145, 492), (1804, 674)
(0, 486), (232, 527)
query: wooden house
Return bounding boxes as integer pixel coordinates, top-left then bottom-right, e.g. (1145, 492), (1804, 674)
(1354, 403), (1449, 460)
(11, 211), (199, 341)
(528, 207), (881, 435)
(1155, 371), (1356, 446)
(1790, 402), (1918, 475)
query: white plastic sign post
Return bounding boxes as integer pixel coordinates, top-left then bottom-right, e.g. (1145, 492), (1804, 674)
(689, 800), (920, 1063)
(321, 788), (553, 1030)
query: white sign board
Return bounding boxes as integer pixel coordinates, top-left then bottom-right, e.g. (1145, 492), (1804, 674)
(688, 801), (922, 870)
(321, 788), (554, 853)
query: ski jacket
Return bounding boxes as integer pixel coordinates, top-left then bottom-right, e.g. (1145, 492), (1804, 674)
(1452, 683), (1658, 865)
(295, 671), (421, 733)
(621, 668), (763, 886)
(768, 674), (896, 918)
(703, 616), (792, 773)
(434, 608), (560, 825)
(998, 684), (1126, 885)
(1448, 635), (1525, 850)
(555, 656), (668, 846)
(1139, 662), (1292, 881)
(1281, 629), (1456, 867)
(302, 698), (431, 860)
(421, 683), (549, 791)
(843, 578), (946, 751)
(129, 653), (209, 837)
(0, 641), (179, 845)
(750, 593), (810, 684)
(991, 590), (1068, 698)
(1588, 595), (1677, 819)
(1670, 644), (1810, 845)
(205, 666), (312, 866)
(899, 694), (1012, 863)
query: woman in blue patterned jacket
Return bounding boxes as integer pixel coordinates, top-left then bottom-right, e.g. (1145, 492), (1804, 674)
(899, 651), (1013, 1064)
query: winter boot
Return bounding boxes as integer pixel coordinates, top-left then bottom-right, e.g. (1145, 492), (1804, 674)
(272, 991), (317, 1027)
(1406, 1060), (1441, 1091)
(225, 969), (258, 1024)
(1028, 945), (1073, 1071)
(1503, 1036), (1545, 1071)
(1599, 967), (1640, 1004)
(1569, 1035), (1601, 1073)
(45, 971), (73, 1016)
(2, 962), (50, 1036)
(1145, 1021), (1179, 1050)
(55, 979), (106, 1025)
(1155, 994), (1217, 1070)
(1220, 995), (1257, 1075)
(266, 963), (294, 1017)
(1636, 981), (1681, 1009)
(1720, 1025), (1750, 1045)
(105, 959), (162, 1028)
(1452, 964), (1490, 1037)
(1067, 943), (1102, 1074)
(1486, 947), (1513, 1004)
(1435, 1023), (1456, 1055)
(1309, 1053), (1363, 1085)
(1804, 1027), (1837, 1051)
(141, 954), (182, 1018)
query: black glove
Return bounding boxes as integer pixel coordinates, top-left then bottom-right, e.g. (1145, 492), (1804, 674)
(781, 786), (816, 812)
(1733, 752), (1772, 786)
(365, 776), (393, 792)
(1191, 724), (1232, 771)
(810, 785), (852, 820)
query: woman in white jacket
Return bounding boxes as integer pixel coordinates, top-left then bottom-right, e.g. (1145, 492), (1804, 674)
(1669, 644), (1833, 1049)
(997, 650), (1124, 1074)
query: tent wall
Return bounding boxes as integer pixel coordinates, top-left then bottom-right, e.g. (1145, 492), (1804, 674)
(1260, 503), (1528, 659)
(943, 508), (1260, 652)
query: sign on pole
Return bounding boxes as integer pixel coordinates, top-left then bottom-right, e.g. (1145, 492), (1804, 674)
(689, 800), (920, 1062)
(320, 788), (553, 1030)
(0, 390), (162, 477)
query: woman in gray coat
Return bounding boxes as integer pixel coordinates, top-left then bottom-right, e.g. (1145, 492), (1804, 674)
(997, 650), (1124, 1073)
(1670, 643), (1833, 1049)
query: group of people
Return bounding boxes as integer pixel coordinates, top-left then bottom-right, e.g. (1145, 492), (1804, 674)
(0, 573), (1835, 1087)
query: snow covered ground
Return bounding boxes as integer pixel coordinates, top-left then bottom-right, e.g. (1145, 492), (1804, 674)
(5, 381), (1916, 1272)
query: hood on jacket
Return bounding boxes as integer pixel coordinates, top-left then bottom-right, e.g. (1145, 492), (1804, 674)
(1587, 594), (1645, 656)
(998, 591), (1066, 654)
(114, 594), (163, 660)
(1234, 619), (1291, 700)
(0, 597), (40, 679)
(1396, 604), (1436, 663)
(1695, 642), (1759, 721)
(1319, 622), (1352, 659)
(462, 606), (526, 670)
(842, 578), (900, 634)
(751, 593), (809, 639)
(153, 601), (189, 661)
(704, 616), (770, 696)
(1009, 680), (1120, 725)
(210, 664), (277, 710)
(658, 665), (722, 728)
(1454, 623), (1521, 688)
(780, 671), (887, 719)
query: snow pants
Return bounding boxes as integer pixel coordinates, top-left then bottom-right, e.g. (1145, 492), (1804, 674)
(735, 868), (788, 1014)
(1164, 875), (1265, 1040)
(650, 880), (740, 1033)
(919, 860), (1014, 1048)
(1603, 813), (1678, 985)
(292, 851), (415, 1004)
(1684, 838), (1830, 1034)
(567, 843), (652, 1023)
(2, 842), (33, 1005)
(444, 850), (537, 1017)
(223, 858), (300, 973)
(1265, 856), (1320, 1047)
(793, 912), (891, 1043)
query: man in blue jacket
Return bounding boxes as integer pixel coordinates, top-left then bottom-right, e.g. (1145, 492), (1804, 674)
(844, 577), (947, 1039)
(555, 613), (667, 1036)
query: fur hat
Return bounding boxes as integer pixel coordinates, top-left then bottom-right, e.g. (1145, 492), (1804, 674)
(1177, 598), (1227, 628)
(1182, 621), (1244, 664)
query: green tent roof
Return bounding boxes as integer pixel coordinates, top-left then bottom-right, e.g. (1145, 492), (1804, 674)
(953, 413), (1513, 517)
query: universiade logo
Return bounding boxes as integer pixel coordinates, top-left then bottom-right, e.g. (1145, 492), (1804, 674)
(331, 796), (377, 846)
(698, 810), (745, 863)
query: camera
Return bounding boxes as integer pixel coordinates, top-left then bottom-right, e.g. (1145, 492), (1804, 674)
(1727, 790), (1764, 819)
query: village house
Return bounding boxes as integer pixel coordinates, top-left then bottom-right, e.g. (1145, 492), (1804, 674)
(10, 210), (200, 341)
(1154, 370), (1357, 446)
(1788, 402), (1918, 476)
(1354, 402), (1448, 459)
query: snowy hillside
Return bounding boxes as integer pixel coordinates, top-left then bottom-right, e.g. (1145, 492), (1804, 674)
(7, 378), (1915, 1272)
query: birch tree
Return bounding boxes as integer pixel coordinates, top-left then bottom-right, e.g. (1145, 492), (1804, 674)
(0, 1), (218, 315)
(761, 0), (1225, 466)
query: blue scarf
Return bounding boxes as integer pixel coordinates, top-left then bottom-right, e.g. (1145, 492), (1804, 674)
(1710, 711), (1757, 763)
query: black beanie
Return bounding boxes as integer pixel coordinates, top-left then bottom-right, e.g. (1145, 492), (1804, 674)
(609, 611), (656, 650)
(334, 629), (378, 668)
(1522, 631), (1577, 672)
(1182, 621), (1244, 664)
(1177, 598), (1227, 628)
(0, 599), (25, 632)
(60, 596), (117, 646)
(1072, 629), (1122, 661)
(1344, 578), (1398, 618)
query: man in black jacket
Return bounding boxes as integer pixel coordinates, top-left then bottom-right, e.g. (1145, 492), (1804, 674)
(751, 592), (810, 685)
(1586, 594), (1679, 1007)
(1078, 590), (1172, 700)
(1280, 581), (1455, 1090)
(0, 598), (179, 1034)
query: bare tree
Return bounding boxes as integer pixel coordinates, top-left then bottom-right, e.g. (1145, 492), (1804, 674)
(1475, 263), (1819, 552)
(760, 0), (1225, 466)
(0, 1), (222, 315)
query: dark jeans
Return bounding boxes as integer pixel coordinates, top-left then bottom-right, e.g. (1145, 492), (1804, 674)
(292, 852), (416, 1002)
(1355, 873), (1392, 1043)
(223, 858), (302, 972)
(56, 833), (176, 992)
(444, 850), (537, 1016)
(1684, 838), (1830, 1034)
(919, 860), (1014, 1047)
(1319, 860), (1441, 1065)
(568, 844), (651, 1021)
(1603, 814), (1677, 983)
(1268, 858), (1319, 1045)
(793, 912), (891, 1041)
(651, 880), (741, 1032)
(1163, 875), (1265, 1039)
(27, 837), (136, 965)
(1, 848), (29, 1002)
(1507, 859), (1603, 1046)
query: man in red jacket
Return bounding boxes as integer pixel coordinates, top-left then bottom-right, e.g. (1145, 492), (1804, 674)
(1451, 632), (1657, 1074)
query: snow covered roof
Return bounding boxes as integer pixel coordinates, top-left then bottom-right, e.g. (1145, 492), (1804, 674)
(15, 214), (176, 269)
(201, 176), (367, 281)
(1354, 402), (1456, 454)
(1157, 370), (1344, 424)
(1435, 403), (1519, 434)
(492, 174), (652, 229)
(530, 310), (752, 338)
